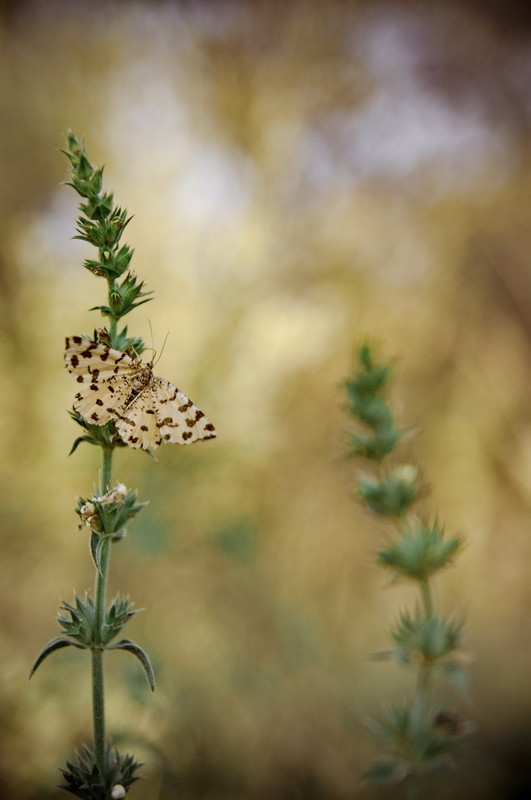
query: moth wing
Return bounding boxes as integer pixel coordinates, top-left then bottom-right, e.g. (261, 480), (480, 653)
(151, 376), (217, 446)
(73, 377), (133, 426)
(65, 336), (135, 384)
(112, 387), (163, 450)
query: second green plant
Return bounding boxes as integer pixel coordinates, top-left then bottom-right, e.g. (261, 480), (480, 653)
(345, 344), (472, 799)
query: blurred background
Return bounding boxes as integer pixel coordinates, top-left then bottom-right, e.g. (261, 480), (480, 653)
(2, 0), (531, 797)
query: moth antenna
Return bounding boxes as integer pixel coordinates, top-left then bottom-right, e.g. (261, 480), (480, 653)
(153, 332), (170, 368)
(141, 321), (158, 364)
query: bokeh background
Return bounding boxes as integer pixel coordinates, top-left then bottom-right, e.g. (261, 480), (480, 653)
(2, 0), (531, 797)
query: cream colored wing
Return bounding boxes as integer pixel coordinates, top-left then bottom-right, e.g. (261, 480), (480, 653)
(65, 336), (136, 384)
(114, 376), (216, 449)
(73, 377), (134, 427)
(151, 376), (216, 446)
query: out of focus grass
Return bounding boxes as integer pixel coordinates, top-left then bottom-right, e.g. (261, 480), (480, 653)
(2, 1), (531, 797)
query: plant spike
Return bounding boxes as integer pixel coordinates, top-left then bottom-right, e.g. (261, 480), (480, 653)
(345, 344), (473, 798)
(31, 131), (215, 798)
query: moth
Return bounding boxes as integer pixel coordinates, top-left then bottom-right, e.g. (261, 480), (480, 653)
(65, 335), (216, 450)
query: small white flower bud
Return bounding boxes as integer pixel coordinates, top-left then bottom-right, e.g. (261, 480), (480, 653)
(79, 502), (97, 527)
(99, 483), (128, 504)
(111, 785), (126, 799)
(394, 464), (418, 484)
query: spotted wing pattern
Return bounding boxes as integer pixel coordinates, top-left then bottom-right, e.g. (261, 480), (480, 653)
(65, 335), (216, 450)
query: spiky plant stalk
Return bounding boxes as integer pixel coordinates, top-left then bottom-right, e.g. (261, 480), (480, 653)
(30, 132), (168, 799)
(345, 344), (473, 799)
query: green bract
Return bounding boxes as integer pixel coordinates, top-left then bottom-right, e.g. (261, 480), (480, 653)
(62, 131), (152, 339)
(378, 521), (463, 580)
(60, 745), (142, 800)
(344, 344), (403, 463)
(390, 610), (463, 664)
(76, 485), (146, 537)
(358, 466), (418, 517)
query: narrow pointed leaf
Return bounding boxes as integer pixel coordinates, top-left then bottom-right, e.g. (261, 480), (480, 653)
(29, 636), (87, 678)
(68, 436), (94, 456)
(130, 297), (153, 309)
(107, 638), (155, 690)
(90, 532), (114, 573)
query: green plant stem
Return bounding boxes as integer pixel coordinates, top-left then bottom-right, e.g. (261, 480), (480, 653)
(93, 446), (114, 776)
(101, 446), (113, 495)
(107, 277), (118, 347)
(413, 661), (432, 718)
(407, 578), (434, 800)
(420, 578), (433, 619)
(91, 645), (106, 775)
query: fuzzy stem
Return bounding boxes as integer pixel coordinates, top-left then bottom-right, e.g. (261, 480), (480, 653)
(413, 660), (432, 720)
(93, 446), (113, 776)
(109, 319), (117, 348)
(415, 580), (434, 727)
(407, 579), (434, 800)
(91, 645), (106, 775)
(107, 277), (118, 347)
(101, 446), (113, 495)
(420, 578), (433, 619)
